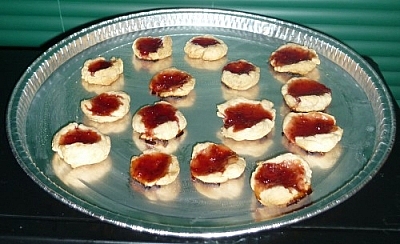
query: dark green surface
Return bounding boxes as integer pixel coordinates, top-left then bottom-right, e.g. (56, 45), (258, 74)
(1, 0), (399, 105)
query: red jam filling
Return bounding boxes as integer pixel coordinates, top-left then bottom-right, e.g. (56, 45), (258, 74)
(59, 126), (101, 145)
(285, 113), (336, 142)
(150, 70), (191, 95)
(130, 152), (171, 184)
(135, 37), (163, 56)
(138, 103), (178, 132)
(88, 93), (123, 116)
(224, 103), (273, 131)
(223, 60), (255, 75)
(88, 59), (113, 75)
(190, 144), (238, 177)
(255, 161), (305, 190)
(271, 46), (316, 66)
(191, 37), (220, 47)
(288, 78), (331, 97)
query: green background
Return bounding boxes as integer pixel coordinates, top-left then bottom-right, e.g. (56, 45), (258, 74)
(1, 0), (400, 105)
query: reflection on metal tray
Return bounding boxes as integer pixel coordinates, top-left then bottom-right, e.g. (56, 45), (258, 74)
(6, 8), (396, 238)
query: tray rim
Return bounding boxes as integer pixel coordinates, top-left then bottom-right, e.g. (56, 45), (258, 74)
(6, 8), (397, 238)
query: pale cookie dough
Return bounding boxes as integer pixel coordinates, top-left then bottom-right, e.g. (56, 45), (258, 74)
(221, 59), (260, 90)
(149, 67), (196, 97)
(269, 43), (320, 75)
(281, 77), (332, 112)
(282, 112), (343, 153)
(132, 35), (173, 61)
(132, 101), (187, 141)
(250, 153), (312, 206)
(52, 122), (111, 168)
(81, 57), (123, 85)
(217, 97), (276, 141)
(130, 149), (180, 187)
(190, 142), (246, 184)
(184, 35), (228, 61)
(81, 91), (130, 123)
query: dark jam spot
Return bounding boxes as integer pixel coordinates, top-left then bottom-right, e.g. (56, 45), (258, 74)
(191, 144), (237, 177)
(288, 78), (331, 97)
(271, 46), (316, 66)
(150, 70), (190, 95)
(88, 59), (113, 75)
(136, 37), (163, 56)
(138, 103), (178, 131)
(191, 37), (220, 47)
(59, 126), (101, 145)
(223, 60), (255, 75)
(255, 161), (305, 192)
(224, 103), (273, 132)
(285, 113), (336, 141)
(130, 152), (171, 184)
(88, 93), (123, 116)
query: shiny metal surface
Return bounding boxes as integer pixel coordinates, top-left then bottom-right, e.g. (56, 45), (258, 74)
(6, 8), (396, 238)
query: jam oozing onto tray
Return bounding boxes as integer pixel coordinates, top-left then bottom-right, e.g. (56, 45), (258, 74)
(191, 36), (220, 47)
(224, 103), (274, 131)
(254, 161), (306, 191)
(285, 113), (336, 141)
(288, 78), (331, 97)
(223, 60), (255, 75)
(136, 37), (163, 56)
(150, 70), (190, 95)
(88, 93), (123, 116)
(271, 46), (316, 66)
(130, 152), (171, 184)
(88, 59), (113, 74)
(138, 103), (178, 130)
(59, 127), (101, 145)
(190, 144), (237, 176)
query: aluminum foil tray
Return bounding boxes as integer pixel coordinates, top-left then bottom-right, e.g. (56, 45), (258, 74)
(6, 8), (396, 238)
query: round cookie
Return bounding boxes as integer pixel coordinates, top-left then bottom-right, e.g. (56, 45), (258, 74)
(221, 59), (260, 90)
(81, 57), (123, 85)
(81, 91), (130, 123)
(184, 35), (228, 61)
(282, 112), (343, 153)
(250, 153), (312, 206)
(132, 35), (173, 61)
(217, 97), (276, 141)
(190, 142), (246, 184)
(281, 77), (332, 112)
(51, 122), (111, 168)
(149, 67), (196, 97)
(132, 101), (187, 141)
(130, 149), (180, 187)
(269, 43), (320, 75)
